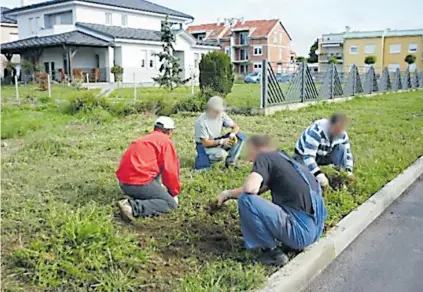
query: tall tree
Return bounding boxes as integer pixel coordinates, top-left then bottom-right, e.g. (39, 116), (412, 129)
(153, 15), (183, 90)
(307, 39), (318, 63)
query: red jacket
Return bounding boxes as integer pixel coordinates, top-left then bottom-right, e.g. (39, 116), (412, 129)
(116, 130), (181, 196)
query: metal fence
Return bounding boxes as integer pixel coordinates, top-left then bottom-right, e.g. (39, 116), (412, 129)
(260, 60), (423, 108)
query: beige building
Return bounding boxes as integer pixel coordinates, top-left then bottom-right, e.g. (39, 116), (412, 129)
(1, 7), (19, 81)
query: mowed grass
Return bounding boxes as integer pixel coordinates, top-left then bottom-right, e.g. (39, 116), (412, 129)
(1, 91), (423, 291)
(110, 83), (262, 108)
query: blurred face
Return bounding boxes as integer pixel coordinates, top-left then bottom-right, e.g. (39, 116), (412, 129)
(206, 107), (220, 119)
(246, 143), (261, 162)
(329, 119), (349, 136)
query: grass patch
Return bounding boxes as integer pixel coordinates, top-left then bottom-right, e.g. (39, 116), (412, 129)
(2, 91), (423, 291)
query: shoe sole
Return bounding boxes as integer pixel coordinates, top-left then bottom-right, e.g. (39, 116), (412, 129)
(117, 201), (134, 222)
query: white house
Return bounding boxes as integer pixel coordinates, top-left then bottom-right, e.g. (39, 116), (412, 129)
(1, 0), (219, 83)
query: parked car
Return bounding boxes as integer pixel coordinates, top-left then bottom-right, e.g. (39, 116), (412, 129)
(275, 73), (292, 83)
(244, 71), (261, 83)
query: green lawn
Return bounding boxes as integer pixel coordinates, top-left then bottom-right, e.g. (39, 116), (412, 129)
(2, 91), (423, 291)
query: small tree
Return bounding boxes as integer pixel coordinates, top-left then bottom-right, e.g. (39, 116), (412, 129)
(21, 60), (34, 83)
(296, 56), (306, 63)
(364, 55), (377, 65)
(328, 57), (338, 64)
(199, 51), (234, 96)
(111, 65), (123, 82)
(152, 15), (183, 90)
(404, 54), (416, 65)
(307, 39), (318, 63)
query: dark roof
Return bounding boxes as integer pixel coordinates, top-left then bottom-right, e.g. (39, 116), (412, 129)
(1, 31), (111, 52)
(76, 22), (162, 41)
(77, 22), (219, 46)
(5, 0), (193, 19)
(1, 7), (17, 24)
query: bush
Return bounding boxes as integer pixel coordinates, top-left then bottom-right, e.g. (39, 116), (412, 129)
(34, 72), (49, 91)
(364, 55), (377, 65)
(172, 94), (208, 113)
(199, 51), (234, 97)
(111, 65), (124, 82)
(404, 54), (416, 65)
(328, 57), (338, 64)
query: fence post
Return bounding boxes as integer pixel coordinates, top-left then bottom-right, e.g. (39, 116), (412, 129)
(352, 66), (356, 96)
(260, 59), (268, 108)
(15, 75), (19, 101)
(190, 67), (195, 96)
(86, 73), (89, 84)
(330, 63), (335, 99)
(300, 62), (306, 102)
(133, 72), (137, 101)
(47, 74), (52, 98)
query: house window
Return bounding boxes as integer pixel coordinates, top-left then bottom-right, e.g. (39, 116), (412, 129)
(29, 17), (33, 33)
(389, 44), (401, 54)
(239, 32), (248, 45)
(240, 64), (248, 74)
(44, 11), (72, 29)
(35, 17), (40, 32)
(364, 44), (376, 54)
(149, 51), (155, 68)
(253, 62), (262, 70)
(388, 64), (400, 72)
(240, 49), (248, 60)
(121, 15), (128, 26)
(105, 13), (112, 25)
(198, 35), (205, 41)
(225, 47), (231, 56)
(409, 43), (418, 53)
(141, 50), (147, 68)
(273, 31), (277, 43)
(349, 45), (358, 54)
(279, 32), (282, 43)
(253, 46), (263, 56)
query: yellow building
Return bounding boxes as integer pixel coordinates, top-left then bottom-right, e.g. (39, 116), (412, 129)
(343, 29), (423, 73)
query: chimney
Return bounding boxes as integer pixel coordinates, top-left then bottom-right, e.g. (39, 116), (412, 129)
(21, 0), (28, 7)
(217, 17), (220, 26)
(240, 17), (245, 25)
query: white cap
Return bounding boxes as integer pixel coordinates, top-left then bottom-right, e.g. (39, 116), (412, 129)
(154, 116), (175, 130)
(207, 96), (225, 112)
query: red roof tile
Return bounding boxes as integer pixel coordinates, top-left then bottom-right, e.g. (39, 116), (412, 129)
(187, 19), (292, 40)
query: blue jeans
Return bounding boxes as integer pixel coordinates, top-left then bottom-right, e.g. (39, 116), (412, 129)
(316, 144), (349, 170)
(194, 132), (246, 170)
(237, 152), (327, 250)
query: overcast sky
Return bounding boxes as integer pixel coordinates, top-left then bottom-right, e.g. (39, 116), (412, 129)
(3, 0), (423, 55)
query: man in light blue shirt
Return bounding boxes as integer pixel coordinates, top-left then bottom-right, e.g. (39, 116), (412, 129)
(194, 96), (246, 170)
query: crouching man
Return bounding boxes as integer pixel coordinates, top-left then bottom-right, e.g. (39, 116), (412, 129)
(294, 113), (354, 188)
(216, 135), (327, 265)
(116, 116), (181, 221)
(194, 96), (246, 170)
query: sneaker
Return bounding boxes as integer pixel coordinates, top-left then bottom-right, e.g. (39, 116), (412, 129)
(255, 247), (289, 266)
(117, 199), (135, 222)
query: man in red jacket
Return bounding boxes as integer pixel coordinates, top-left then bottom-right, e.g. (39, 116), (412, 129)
(116, 116), (181, 221)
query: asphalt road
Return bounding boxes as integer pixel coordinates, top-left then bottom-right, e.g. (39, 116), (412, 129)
(305, 176), (423, 292)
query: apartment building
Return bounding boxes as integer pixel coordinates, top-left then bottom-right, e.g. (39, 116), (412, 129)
(343, 29), (423, 73)
(186, 18), (294, 74)
(317, 32), (344, 72)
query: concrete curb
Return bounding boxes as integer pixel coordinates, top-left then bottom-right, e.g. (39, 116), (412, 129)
(261, 155), (423, 292)
(264, 88), (422, 115)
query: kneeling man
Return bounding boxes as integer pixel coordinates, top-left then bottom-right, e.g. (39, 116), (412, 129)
(294, 113), (354, 188)
(116, 116), (181, 221)
(194, 96), (246, 170)
(217, 135), (327, 265)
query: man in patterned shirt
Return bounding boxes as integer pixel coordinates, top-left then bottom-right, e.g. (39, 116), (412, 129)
(294, 113), (354, 187)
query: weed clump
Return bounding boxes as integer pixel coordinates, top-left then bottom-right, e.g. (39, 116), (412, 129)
(10, 202), (150, 291)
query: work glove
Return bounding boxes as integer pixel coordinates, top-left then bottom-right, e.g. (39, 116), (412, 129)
(347, 172), (355, 184)
(229, 133), (236, 139)
(216, 190), (233, 206)
(316, 173), (329, 188)
(173, 196), (179, 205)
(220, 138), (234, 147)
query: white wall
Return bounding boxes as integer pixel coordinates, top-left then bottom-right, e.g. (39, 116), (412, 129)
(118, 42), (161, 82)
(16, 3), (75, 39)
(15, 2), (186, 40)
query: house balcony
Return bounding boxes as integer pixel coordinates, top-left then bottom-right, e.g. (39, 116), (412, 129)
(233, 58), (249, 63)
(319, 56), (343, 63)
(232, 41), (250, 48)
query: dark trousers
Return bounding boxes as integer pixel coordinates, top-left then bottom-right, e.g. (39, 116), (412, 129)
(120, 178), (177, 217)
